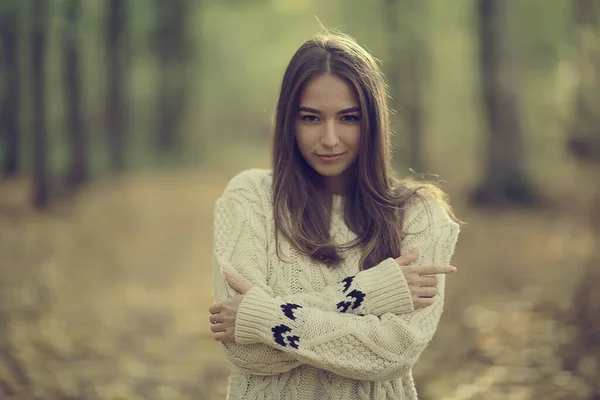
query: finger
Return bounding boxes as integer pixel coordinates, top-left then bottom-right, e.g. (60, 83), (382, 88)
(414, 297), (435, 309)
(416, 265), (457, 276)
(212, 331), (227, 342)
(210, 323), (227, 333)
(419, 275), (438, 287)
(225, 270), (254, 294)
(208, 303), (222, 314)
(395, 249), (420, 266)
(213, 331), (235, 343)
(415, 286), (438, 297)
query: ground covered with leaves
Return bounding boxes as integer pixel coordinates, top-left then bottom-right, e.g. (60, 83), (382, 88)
(0, 168), (597, 400)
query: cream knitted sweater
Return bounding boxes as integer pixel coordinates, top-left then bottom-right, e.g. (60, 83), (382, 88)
(212, 169), (460, 400)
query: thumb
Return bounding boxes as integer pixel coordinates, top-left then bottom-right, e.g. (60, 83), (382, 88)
(224, 270), (254, 294)
(396, 248), (420, 265)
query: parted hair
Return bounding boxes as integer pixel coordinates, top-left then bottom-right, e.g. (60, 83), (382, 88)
(272, 31), (455, 270)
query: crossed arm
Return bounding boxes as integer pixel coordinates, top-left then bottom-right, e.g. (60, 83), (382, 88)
(210, 187), (459, 377)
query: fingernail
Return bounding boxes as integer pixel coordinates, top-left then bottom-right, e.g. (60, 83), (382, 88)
(411, 248), (418, 254)
(450, 266), (457, 272)
(224, 270), (231, 278)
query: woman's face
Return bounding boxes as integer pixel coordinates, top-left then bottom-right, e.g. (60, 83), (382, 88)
(295, 74), (361, 194)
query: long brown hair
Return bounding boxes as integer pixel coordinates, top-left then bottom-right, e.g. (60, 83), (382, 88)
(272, 31), (454, 270)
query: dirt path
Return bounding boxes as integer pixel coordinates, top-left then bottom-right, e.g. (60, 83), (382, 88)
(0, 173), (232, 399)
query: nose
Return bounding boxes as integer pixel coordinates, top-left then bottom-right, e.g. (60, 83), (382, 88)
(320, 120), (340, 148)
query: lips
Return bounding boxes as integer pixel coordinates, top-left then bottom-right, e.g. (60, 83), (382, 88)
(316, 152), (345, 163)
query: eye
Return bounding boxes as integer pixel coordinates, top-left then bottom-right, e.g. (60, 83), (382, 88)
(341, 114), (360, 122)
(300, 115), (319, 122)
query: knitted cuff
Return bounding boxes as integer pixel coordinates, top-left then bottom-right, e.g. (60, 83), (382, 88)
(235, 286), (280, 345)
(359, 257), (414, 315)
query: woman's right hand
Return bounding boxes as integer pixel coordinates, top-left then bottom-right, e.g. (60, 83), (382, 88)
(394, 249), (457, 309)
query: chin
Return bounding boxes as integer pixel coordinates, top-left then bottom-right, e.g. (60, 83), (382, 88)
(312, 164), (350, 177)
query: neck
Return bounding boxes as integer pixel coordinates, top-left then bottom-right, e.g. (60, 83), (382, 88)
(325, 178), (346, 195)
(323, 169), (352, 195)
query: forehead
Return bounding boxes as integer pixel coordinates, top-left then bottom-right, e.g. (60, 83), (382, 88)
(299, 74), (358, 110)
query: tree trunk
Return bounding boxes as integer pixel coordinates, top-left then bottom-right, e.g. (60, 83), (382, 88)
(382, 0), (426, 174)
(0, 3), (20, 177)
(63, 0), (88, 190)
(470, 0), (537, 207)
(562, 2), (600, 396)
(562, 166), (600, 397)
(31, 0), (49, 209)
(155, 0), (190, 153)
(567, 0), (600, 162)
(106, 0), (127, 173)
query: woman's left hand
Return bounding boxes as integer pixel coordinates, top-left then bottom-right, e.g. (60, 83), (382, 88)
(208, 270), (255, 343)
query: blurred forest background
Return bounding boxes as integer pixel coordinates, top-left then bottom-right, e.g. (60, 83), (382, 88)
(1, 0), (600, 399)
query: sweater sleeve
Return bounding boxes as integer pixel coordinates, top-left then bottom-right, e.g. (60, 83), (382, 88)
(233, 196), (460, 382)
(212, 173), (415, 375)
(214, 198), (414, 317)
(274, 256), (413, 316)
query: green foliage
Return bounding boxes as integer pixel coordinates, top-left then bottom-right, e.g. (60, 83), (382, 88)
(0, 0), (590, 179)
(509, 0), (573, 67)
(0, 0), (19, 21)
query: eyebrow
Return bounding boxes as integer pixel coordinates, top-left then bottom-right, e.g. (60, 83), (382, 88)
(298, 106), (361, 115)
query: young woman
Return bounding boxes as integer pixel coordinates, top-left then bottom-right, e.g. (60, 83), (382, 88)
(209, 32), (460, 400)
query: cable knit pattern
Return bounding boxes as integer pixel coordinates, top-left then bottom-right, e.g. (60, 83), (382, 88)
(212, 169), (460, 400)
